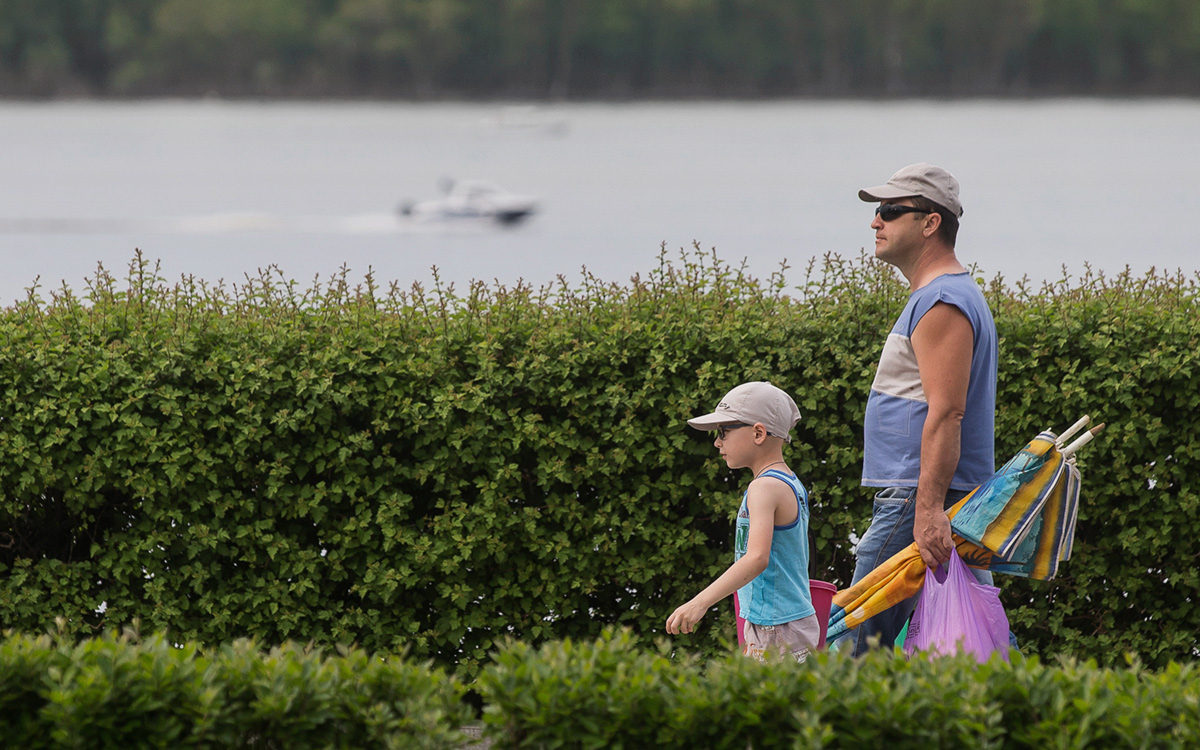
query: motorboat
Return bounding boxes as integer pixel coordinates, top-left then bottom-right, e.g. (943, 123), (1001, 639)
(477, 106), (569, 137)
(398, 179), (539, 226)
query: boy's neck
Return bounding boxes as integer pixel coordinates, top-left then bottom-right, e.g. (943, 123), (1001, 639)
(749, 455), (789, 477)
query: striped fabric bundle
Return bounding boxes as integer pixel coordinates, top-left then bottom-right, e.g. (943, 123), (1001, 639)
(826, 419), (1098, 645)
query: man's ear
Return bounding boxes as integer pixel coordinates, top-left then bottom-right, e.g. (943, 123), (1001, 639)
(923, 211), (942, 238)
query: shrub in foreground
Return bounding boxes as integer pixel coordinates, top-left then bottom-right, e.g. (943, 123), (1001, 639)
(478, 628), (1200, 750)
(0, 626), (469, 749)
(4, 626), (1198, 749)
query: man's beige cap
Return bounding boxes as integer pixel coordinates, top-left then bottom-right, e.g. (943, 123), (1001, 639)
(858, 162), (964, 218)
(687, 381), (801, 443)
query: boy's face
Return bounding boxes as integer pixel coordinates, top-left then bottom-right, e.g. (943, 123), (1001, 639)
(714, 423), (755, 468)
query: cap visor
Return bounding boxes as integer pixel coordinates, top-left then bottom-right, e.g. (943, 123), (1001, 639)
(687, 413), (729, 431)
(858, 185), (918, 202)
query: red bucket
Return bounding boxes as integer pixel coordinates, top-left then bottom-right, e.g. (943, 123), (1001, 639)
(736, 580), (838, 650)
(809, 580), (837, 649)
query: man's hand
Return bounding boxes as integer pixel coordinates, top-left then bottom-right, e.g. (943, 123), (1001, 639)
(914, 509), (953, 568)
(666, 600), (708, 634)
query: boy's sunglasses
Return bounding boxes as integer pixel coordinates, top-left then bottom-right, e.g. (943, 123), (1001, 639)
(715, 423), (749, 440)
(875, 204), (930, 222)
(715, 423), (779, 440)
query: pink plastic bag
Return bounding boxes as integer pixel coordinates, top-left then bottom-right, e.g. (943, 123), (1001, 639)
(903, 549), (1010, 663)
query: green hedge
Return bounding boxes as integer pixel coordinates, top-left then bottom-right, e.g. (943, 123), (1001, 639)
(0, 626), (468, 749)
(4, 627), (1196, 749)
(477, 627), (1200, 750)
(1, 250), (1198, 677)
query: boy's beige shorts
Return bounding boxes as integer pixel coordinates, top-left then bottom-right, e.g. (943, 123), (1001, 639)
(743, 614), (820, 663)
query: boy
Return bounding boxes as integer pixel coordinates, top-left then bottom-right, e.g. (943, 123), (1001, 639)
(666, 381), (818, 661)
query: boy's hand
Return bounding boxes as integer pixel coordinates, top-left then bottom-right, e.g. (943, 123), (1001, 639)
(666, 600), (707, 634)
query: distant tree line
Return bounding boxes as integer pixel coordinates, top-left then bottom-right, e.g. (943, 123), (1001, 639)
(3, 0), (1199, 98)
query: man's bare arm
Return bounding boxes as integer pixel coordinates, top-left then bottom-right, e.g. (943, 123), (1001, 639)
(910, 301), (973, 568)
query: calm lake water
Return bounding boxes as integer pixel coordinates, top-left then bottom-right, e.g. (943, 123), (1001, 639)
(1, 99), (1197, 305)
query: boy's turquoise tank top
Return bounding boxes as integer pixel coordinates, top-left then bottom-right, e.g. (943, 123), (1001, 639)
(733, 469), (815, 626)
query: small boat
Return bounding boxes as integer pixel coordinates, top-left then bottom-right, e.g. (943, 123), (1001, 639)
(398, 179), (539, 226)
(477, 106), (570, 137)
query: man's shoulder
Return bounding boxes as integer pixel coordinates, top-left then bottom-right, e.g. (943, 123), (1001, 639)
(918, 271), (981, 297)
(914, 273), (994, 324)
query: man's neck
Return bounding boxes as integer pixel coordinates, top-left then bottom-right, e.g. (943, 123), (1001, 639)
(903, 245), (966, 290)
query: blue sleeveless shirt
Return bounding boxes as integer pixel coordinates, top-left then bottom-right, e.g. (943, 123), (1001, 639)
(734, 470), (815, 626)
(862, 272), (997, 490)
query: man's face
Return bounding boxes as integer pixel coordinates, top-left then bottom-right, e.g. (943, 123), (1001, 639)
(870, 199), (930, 266)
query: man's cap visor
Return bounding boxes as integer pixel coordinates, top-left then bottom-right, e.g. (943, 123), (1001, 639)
(859, 185), (918, 202)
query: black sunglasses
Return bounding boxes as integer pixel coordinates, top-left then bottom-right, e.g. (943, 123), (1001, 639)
(875, 204), (930, 222)
(715, 423), (749, 440)
(715, 423), (780, 440)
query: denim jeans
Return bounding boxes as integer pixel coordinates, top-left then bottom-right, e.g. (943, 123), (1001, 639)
(838, 486), (997, 657)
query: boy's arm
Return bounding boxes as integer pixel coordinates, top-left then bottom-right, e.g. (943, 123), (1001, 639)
(665, 479), (785, 635)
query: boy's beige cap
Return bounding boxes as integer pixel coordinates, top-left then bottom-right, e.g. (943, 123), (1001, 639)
(687, 381), (801, 443)
(858, 162), (964, 218)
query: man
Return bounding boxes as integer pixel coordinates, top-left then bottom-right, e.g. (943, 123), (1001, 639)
(844, 163), (999, 656)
